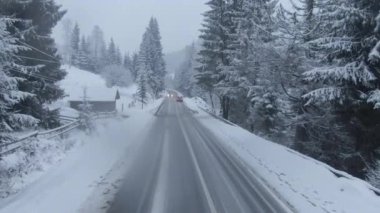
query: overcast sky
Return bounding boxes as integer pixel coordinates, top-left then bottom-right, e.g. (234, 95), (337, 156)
(53, 0), (291, 54)
(54, 0), (209, 54)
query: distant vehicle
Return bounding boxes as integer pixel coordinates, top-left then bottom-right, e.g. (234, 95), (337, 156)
(176, 96), (183, 102)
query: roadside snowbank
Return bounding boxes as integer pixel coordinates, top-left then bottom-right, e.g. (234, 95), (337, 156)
(0, 133), (80, 198)
(0, 98), (163, 213)
(185, 97), (380, 213)
(0, 64), (163, 213)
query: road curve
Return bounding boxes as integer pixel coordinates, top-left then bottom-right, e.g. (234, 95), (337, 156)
(107, 97), (291, 213)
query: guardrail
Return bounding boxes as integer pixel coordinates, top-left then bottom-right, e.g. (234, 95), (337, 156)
(0, 111), (117, 157)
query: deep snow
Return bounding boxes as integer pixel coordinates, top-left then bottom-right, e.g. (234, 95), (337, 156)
(3, 64), (379, 212)
(0, 65), (163, 213)
(185, 97), (380, 213)
(0, 112), (160, 213)
(53, 65), (137, 118)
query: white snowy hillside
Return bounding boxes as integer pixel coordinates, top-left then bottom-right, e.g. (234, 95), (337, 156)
(53, 65), (137, 117)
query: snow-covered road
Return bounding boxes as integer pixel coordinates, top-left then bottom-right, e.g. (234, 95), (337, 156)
(107, 97), (291, 213)
(2, 94), (379, 213)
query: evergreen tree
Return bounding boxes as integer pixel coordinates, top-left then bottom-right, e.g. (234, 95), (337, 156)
(191, 0), (380, 179)
(197, 0), (228, 109)
(136, 71), (148, 109)
(0, 0), (66, 129)
(197, 0), (277, 121)
(0, 17), (39, 142)
(123, 53), (140, 82)
(197, 0), (243, 119)
(148, 18), (166, 95)
(71, 23), (80, 65)
(274, 0), (333, 161)
(77, 36), (94, 71)
(175, 43), (201, 97)
(137, 18), (166, 97)
(88, 25), (107, 72)
(115, 46), (122, 65)
(106, 38), (117, 65)
(302, 0), (380, 177)
(131, 53), (139, 81)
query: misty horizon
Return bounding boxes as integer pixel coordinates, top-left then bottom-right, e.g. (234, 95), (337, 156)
(53, 0), (208, 54)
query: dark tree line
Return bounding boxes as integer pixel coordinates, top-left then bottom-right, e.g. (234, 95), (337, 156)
(176, 0), (380, 183)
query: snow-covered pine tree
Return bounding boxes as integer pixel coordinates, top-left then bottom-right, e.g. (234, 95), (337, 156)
(0, 0), (67, 129)
(88, 25), (107, 72)
(137, 18), (166, 98)
(0, 17), (39, 142)
(106, 38), (117, 66)
(174, 43), (204, 98)
(235, 0), (284, 136)
(175, 43), (198, 97)
(147, 18), (166, 97)
(197, 0), (236, 119)
(131, 53), (139, 81)
(123, 53), (140, 82)
(77, 36), (94, 71)
(123, 53), (132, 74)
(136, 71), (148, 109)
(302, 0), (380, 177)
(274, 0), (323, 150)
(71, 23), (80, 66)
(138, 29), (153, 92)
(115, 46), (122, 65)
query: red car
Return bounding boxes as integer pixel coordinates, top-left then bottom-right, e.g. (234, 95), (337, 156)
(176, 96), (183, 102)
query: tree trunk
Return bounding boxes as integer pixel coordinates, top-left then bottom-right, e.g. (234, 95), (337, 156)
(209, 92), (215, 113)
(221, 96), (230, 120)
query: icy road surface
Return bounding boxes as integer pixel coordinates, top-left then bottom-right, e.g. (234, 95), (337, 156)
(107, 97), (291, 213)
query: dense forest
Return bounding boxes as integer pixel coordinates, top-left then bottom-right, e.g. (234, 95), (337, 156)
(0, 0), (166, 139)
(59, 17), (166, 105)
(1, 0), (380, 188)
(174, 0), (380, 184)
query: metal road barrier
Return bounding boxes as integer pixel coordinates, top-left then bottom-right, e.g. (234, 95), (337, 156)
(0, 111), (117, 157)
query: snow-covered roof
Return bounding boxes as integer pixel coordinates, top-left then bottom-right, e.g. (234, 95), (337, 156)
(59, 65), (117, 101)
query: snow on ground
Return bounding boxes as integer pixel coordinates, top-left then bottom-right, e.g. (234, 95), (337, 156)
(55, 65), (137, 117)
(0, 128), (86, 198)
(0, 98), (163, 213)
(185, 97), (380, 213)
(0, 65), (163, 213)
(186, 96), (213, 113)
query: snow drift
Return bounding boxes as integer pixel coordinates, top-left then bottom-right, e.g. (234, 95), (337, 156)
(185, 97), (380, 213)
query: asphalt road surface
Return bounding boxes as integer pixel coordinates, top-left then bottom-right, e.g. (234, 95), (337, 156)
(107, 97), (291, 213)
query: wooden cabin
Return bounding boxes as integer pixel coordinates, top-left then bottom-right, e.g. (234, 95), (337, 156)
(68, 89), (120, 113)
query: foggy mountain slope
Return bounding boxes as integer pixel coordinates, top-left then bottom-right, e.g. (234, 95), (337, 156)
(165, 40), (202, 76)
(165, 48), (188, 75)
